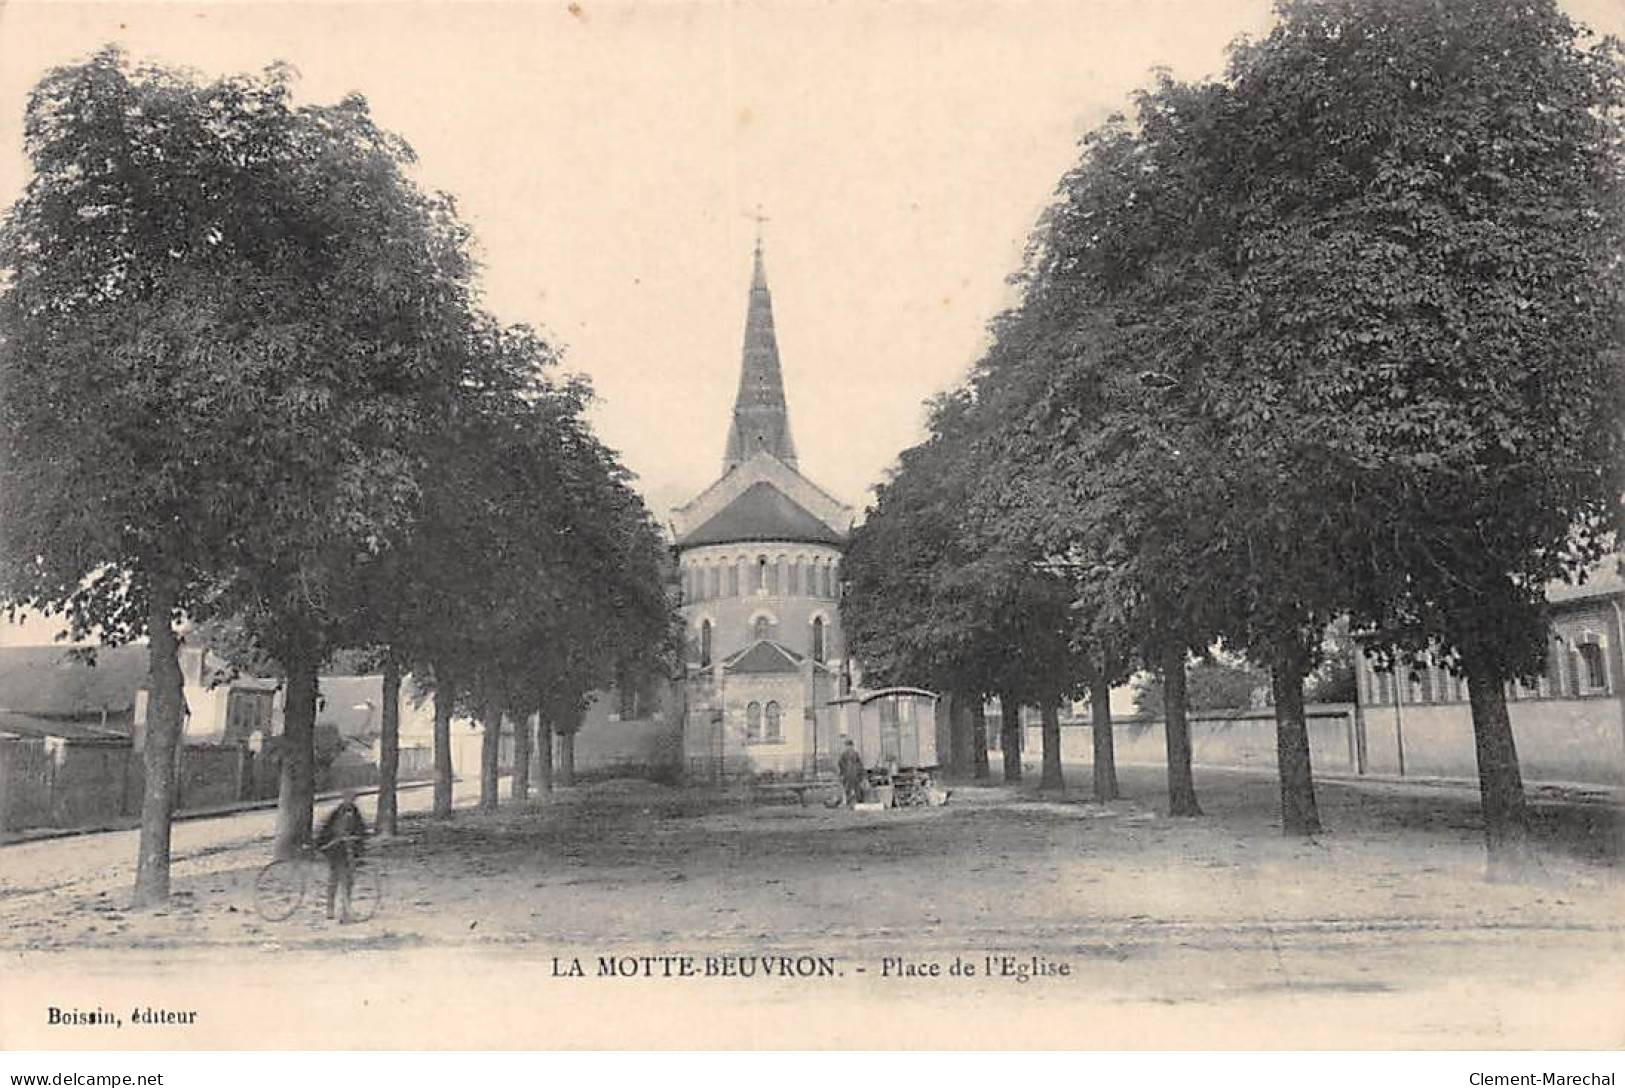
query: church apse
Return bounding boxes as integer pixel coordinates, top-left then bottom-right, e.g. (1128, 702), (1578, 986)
(671, 239), (854, 781)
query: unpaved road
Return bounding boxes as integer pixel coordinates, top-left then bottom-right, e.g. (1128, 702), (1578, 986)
(2, 765), (1621, 1048)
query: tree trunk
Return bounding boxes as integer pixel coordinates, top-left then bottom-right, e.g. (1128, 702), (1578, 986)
(1090, 674), (1120, 802)
(479, 704), (500, 812)
(971, 700), (990, 782)
(432, 672), (454, 819)
(1462, 641), (1533, 877)
(133, 584), (186, 907)
(512, 710), (532, 802)
(1161, 645), (1201, 817)
(944, 692), (969, 776)
(1271, 637), (1321, 836)
(1038, 699), (1065, 791)
(998, 691), (1022, 783)
(376, 658), (402, 837)
(558, 729), (576, 786)
(272, 654), (319, 859)
(537, 705), (555, 793)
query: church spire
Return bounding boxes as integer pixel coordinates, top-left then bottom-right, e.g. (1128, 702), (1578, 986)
(723, 237), (798, 473)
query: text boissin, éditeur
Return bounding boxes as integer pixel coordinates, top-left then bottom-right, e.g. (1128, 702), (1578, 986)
(48, 1006), (197, 1028)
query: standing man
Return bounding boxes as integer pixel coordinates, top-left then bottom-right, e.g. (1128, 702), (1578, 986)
(316, 790), (368, 922)
(838, 738), (866, 808)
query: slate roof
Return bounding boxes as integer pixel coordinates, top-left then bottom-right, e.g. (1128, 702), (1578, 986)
(722, 640), (836, 676)
(723, 640), (808, 675)
(679, 481), (845, 548)
(0, 645), (150, 718)
(723, 244), (799, 473)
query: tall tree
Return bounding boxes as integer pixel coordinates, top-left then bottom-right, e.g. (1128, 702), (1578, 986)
(0, 51), (467, 892)
(188, 75), (475, 858)
(393, 316), (673, 814)
(844, 391), (1078, 785)
(1211, 0), (1625, 862)
(843, 394), (999, 779)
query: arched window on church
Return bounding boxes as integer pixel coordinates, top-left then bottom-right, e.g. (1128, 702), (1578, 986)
(756, 555), (768, 593)
(764, 701), (781, 741)
(707, 564), (720, 599)
(789, 558), (801, 596)
(700, 620), (713, 668)
(767, 556), (780, 595)
(811, 617), (825, 664)
(818, 560), (831, 599)
(728, 561), (740, 597)
(752, 615), (772, 642)
(745, 701), (762, 742)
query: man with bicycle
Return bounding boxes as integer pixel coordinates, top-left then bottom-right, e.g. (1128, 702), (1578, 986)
(315, 790), (368, 923)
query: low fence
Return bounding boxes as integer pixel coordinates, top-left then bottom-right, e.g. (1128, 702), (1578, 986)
(0, 738), (249, 832)
(0, 736), (439, 833)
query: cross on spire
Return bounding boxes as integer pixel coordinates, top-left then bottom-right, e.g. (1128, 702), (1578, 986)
(748, 205), (769, 254)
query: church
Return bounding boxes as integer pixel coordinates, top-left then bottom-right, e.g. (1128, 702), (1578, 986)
(670, 240), (856, 779)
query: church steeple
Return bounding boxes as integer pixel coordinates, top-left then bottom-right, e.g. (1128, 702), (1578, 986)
(723, 239), (798, 473)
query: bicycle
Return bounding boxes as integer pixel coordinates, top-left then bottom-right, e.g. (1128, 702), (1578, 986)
(254, 837), (383, 923)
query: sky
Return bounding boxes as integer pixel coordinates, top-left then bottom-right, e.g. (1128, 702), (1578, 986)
(1, 0), (1621, 647)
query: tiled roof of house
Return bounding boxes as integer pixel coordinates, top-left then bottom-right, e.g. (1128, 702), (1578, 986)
(0, 645), (150, 718)
(679, 481), (845, 548)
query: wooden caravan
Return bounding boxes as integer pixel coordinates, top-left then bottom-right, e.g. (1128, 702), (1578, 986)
(838, 687), (940, 770)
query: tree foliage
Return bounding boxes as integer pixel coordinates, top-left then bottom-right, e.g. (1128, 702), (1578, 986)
(1131, 657), (1268, 720)
(845, 0), (1624, 855)
(0, 48), (675, 891)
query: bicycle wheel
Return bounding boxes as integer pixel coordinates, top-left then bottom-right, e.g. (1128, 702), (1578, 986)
(346, 864), (383, 922)
(254, 858), (306, 922)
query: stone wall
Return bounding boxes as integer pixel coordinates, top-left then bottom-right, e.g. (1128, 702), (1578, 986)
(1020, 700), (1625, 787)
(1022, 710), (1360, 778)
(1360, 697), (1624, 784)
